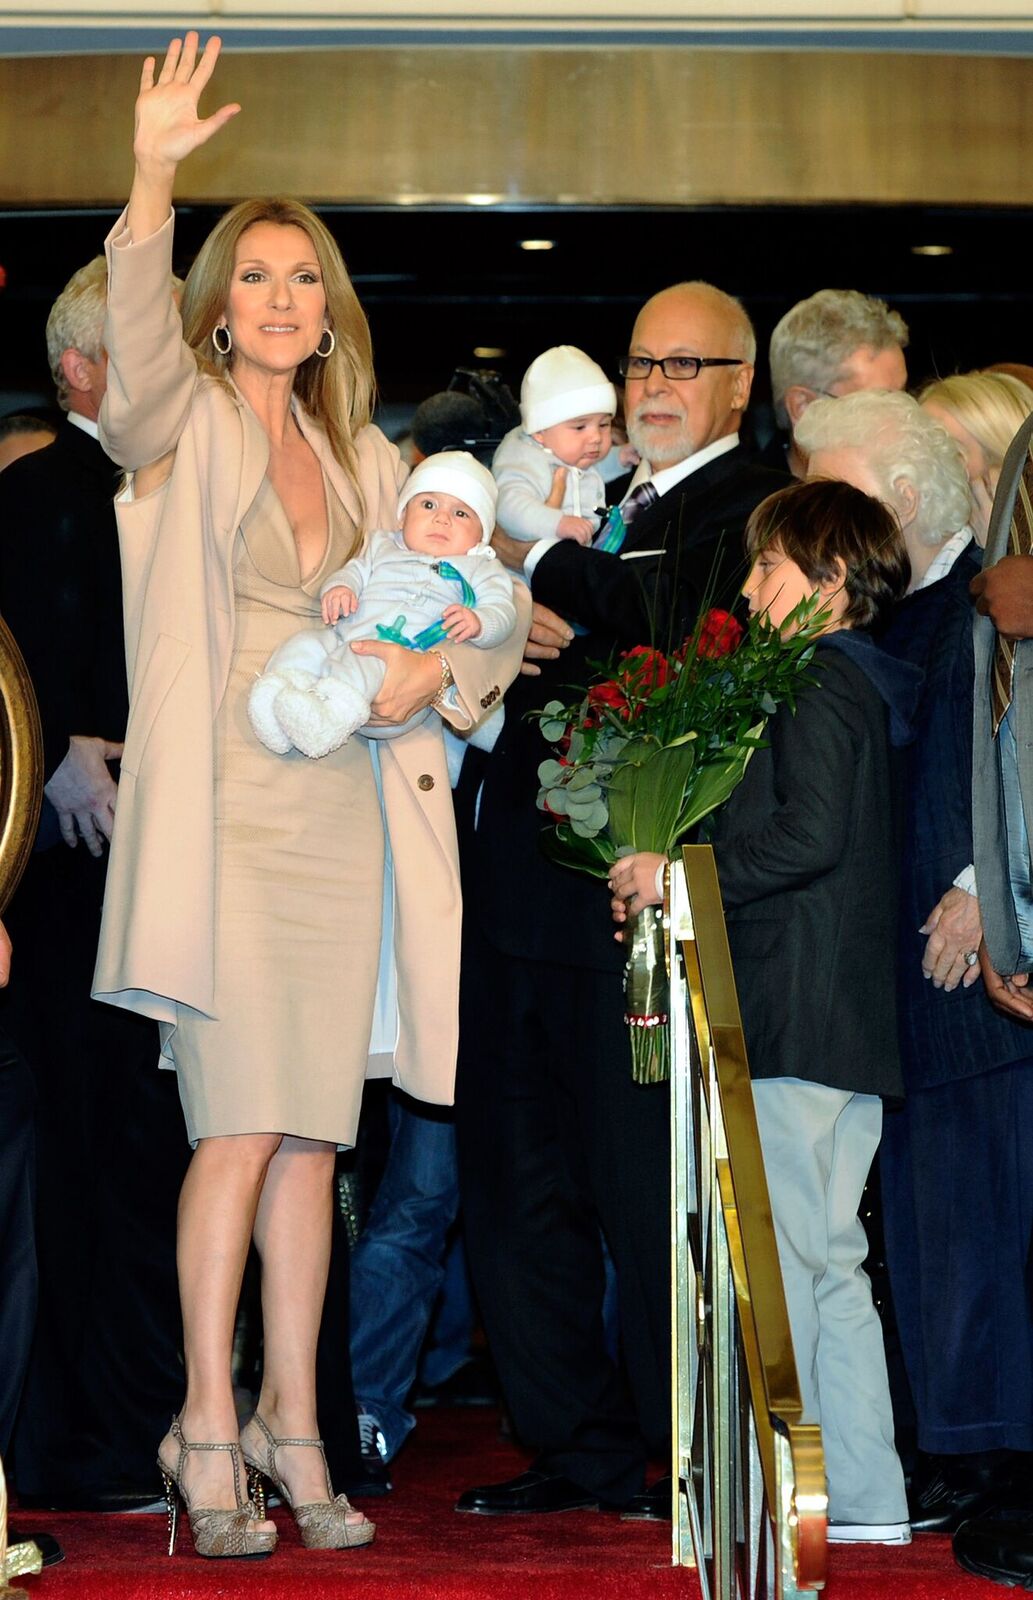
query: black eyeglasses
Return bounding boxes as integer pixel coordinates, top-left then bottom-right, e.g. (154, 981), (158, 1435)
(618, 355), (745, 382)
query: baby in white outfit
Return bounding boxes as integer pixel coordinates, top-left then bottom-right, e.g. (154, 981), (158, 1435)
(492, 345), (616, 548)
(248, 451), (515, 759)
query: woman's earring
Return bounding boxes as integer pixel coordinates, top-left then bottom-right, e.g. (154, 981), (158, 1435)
(212, 325), (232, 356)
(316, 328), (336, 359)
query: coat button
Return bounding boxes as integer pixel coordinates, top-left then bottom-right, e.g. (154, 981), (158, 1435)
(417, 774), (434, 791)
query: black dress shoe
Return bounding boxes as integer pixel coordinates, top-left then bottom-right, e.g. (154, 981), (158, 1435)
(7, 1530), (64, 1568)
(953, 1500), (1033, 1585)
(455, 1469), (602, 1515)
(621, 1475), (673, 1522)
(910, 1454), (1014, 1535)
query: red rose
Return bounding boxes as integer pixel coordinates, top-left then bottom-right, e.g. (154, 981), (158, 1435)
(619, 645), (674, 691)
(695, 609), (743, 659)
(583, 679), (631, 727)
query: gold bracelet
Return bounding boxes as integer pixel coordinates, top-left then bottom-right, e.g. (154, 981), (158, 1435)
(431, 651), (455, 708)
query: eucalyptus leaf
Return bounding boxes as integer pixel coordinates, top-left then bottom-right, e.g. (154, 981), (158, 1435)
(568, 767), (601, 793)
(540, 824), (615, 878)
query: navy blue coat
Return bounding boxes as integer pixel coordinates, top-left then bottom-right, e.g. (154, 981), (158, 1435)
(881, 548), (1033, 1088)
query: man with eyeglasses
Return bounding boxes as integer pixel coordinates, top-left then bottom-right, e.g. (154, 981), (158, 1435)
(766, 288), (909, 480)
(452, 281), (786, 1521)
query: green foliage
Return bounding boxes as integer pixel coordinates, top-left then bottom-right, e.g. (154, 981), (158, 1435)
(533, 594), (825, 875)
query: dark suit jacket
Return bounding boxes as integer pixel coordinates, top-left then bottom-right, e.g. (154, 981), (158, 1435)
(0, 420), (127, 781)
(882, 550), (1033, 1088)
(708, 639), (909, 1099)
(972, 411), (1033, 973)
(466, 442), (788, 971)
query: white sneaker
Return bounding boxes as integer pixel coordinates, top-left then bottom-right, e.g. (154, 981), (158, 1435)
(827, 1520), (912, 1545)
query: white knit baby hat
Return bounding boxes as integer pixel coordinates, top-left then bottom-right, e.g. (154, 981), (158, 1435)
(520, 346), (617, 434)
(398, 450), (499, 545)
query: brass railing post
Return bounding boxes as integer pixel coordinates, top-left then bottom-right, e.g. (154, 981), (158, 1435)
(669, 849), (827, 1598)
(0, 613), (44, 1597)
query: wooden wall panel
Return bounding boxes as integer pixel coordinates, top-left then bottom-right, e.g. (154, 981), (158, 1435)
(2, 47), (1032, 207)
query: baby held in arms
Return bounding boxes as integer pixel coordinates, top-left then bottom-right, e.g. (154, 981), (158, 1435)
(492, 345), (617, 548)
(249, 451), (516, 758)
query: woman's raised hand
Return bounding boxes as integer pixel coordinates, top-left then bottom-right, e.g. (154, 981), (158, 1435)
(134, 32), (240, 171)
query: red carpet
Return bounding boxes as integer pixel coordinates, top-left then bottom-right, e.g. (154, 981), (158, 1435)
(13, 1411), (1011, 1598)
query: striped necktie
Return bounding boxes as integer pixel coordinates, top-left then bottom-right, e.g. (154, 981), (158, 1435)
(622, 478), (659, 528)
(991, 443), (1033, 736)
(594, 479), (658, 554)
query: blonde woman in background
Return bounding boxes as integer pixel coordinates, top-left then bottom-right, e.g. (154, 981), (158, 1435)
(919, 370), (1033, 545)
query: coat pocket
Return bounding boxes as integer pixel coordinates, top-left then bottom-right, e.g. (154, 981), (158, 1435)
(120, 632), (190, 778)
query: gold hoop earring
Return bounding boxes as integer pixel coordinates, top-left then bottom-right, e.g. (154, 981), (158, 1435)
(316, 328), (336, 359)
(212, 325), (232, 356)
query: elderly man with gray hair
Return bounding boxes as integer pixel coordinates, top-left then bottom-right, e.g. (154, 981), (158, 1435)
(767, 289), (909, 477)
(798, 388), (1033, 1539)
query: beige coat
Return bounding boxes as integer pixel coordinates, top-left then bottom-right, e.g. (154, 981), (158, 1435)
(92, 209), (528, 1107)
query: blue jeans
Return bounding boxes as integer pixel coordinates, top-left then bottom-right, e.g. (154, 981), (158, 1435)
(349, 1091), (469, 1460)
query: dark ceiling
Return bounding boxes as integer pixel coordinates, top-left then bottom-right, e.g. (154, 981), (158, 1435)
(4, 201), (1033, 434)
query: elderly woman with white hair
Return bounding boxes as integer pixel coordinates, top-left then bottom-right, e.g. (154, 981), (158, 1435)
(797, 389), (1033, 1534)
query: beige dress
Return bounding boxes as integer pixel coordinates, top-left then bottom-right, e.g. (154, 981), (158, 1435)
(172, 476), (384, 1147)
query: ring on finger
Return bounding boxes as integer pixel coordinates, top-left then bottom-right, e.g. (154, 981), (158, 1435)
(963, 949), (980, 967)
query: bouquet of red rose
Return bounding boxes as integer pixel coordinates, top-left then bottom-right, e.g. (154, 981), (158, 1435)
(535, 601), (821, 1082)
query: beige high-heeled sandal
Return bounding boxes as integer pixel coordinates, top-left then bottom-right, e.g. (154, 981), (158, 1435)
(241, 1412), (376, 1550)
(158, 1415), (278, 1560)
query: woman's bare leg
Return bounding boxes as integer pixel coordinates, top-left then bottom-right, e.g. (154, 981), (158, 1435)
(247, 1135), (361, 1510)
(161, 1131), (280, 1528)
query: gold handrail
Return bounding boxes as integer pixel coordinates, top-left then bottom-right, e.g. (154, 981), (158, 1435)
(0, 614), (42, 916)
(0, 613), (44, 1598)
(671, 845), (827, 1597)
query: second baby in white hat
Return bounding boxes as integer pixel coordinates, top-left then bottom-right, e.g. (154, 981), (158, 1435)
(492, 346), (617, 549)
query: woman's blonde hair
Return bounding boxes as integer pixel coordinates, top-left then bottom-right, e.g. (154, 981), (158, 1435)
(180, 197), (374, 494)
(918, 370), (1033, 472)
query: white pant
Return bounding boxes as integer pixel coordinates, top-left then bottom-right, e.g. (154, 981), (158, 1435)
(751, 1078), (907, 1524)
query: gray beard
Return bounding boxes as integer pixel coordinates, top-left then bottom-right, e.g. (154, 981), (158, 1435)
(626, 415), (696, 469)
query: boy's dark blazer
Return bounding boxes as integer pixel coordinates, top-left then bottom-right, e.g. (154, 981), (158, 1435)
(466, 442), (787, 972)
(709, 640), (907, 1100)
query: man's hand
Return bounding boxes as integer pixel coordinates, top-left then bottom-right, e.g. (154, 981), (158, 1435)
(520, 602), (574, 677)
(970, 555), (1033, 639)
(978, 938), (1033, 1022)
(44, 735), (123, 856)
(545, 466), (568, 510)
(491, 526), (533, 574)
(920, 885), (983, 990)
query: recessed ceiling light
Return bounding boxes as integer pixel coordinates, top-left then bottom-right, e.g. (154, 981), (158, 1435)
(519, 239), (556, 252)
(911, 243), (954, 257)
(473, 346), (507, 360)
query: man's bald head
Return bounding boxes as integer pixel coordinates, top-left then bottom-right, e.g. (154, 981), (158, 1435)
(624, 281), (756, 468)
